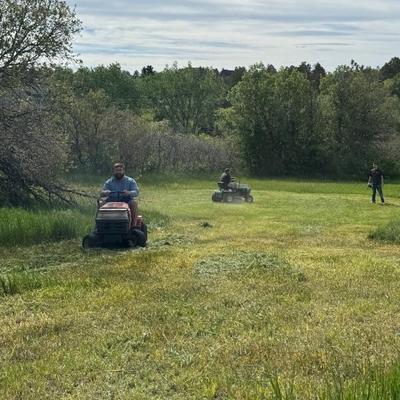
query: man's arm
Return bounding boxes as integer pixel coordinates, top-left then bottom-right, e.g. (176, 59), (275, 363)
(100, 180), (111, 197)
(381, 173), (384, 186)
(127, 179), (139, 198)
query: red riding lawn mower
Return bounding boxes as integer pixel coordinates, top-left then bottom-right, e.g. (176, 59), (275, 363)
(82, 191), (147, 249)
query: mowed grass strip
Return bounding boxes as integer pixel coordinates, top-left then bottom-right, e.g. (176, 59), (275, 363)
(1, 178), (400, 398)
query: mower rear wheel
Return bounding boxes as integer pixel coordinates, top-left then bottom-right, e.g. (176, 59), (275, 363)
(141, 223), (148, 242)
(246, 195), (254, 203)
(132, 229), (147, 247)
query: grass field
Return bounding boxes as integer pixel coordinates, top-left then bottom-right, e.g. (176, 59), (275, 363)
(2, 177), (400, 399)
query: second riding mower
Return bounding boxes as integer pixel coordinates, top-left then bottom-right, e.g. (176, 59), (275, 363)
(82, 191), (147, 249)
(212, 181), (254, 203)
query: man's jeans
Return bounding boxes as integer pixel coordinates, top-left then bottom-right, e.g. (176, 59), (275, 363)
(372, 184), (384, 203)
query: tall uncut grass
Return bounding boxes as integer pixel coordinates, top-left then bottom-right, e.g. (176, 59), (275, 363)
(269, 362), (400, 399)
(0, 208), (92, 246)
(369, 218), (400, 243)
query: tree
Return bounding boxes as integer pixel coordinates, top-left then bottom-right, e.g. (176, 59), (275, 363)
(0, 0), (80, 77)
(55, 86), (121, 172)
(141, 65), (155, 76)
(145, 63), (224, 134)
(297, 62), (312, 79)
(310, 63), (326, 91)
(0, 0), (81, 204)
(220, 67), (246, 88)
(225, 64), (318, 176)
(381, 57), (400, 81)
(53, 63), (141, 111)
(317, 67), (399, 176)
(385, 74), (400, 98)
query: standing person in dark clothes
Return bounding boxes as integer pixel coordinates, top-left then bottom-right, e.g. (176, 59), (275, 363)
(368, 162), (385, 204)
(220, 168), (232, 190)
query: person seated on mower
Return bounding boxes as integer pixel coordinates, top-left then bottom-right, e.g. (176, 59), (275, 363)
(220, 168), (233, 190)
(101, 162), (139, 226)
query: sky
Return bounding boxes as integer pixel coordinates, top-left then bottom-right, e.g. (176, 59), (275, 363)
(67, 0), (400, 72)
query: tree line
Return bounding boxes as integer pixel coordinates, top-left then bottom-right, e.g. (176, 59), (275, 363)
(1, 0), (400, 205)
(51, 58), (400, 177)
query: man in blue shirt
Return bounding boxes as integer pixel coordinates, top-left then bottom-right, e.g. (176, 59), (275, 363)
(101, 163), (139, 225)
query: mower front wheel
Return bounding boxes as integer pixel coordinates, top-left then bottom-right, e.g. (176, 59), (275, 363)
(141, 223), (148, 242)
(246, 195), (254, 203)
(82, 233), (98, 249)
(131, 229), (147, 247)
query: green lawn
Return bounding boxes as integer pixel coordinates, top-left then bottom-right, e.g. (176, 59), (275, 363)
(1, 178), (400, 399)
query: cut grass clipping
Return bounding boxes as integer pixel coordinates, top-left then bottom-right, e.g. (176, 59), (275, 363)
(194, 251), (307, 282)
(369, 218), (400, 243)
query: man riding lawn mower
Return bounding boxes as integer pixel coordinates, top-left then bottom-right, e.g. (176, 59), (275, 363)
(82, 163), (147, 249)
(212, 168), (254, 203)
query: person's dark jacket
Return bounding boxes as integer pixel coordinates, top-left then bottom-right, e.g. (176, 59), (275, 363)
(369, 168), (384, 186)
(220, 172), (232, 188)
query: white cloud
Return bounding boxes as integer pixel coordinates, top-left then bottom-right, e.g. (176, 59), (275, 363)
(68, 0), (400, 71)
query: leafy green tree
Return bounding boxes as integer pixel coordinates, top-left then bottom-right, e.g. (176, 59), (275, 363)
(220, 67), (246, 88)
(55, 87), (120, 172)
(0, 0), (81, 204)
(225, 64), (318, 175)
(310, 63), (326, 91)
(141, 65), (155, 76)
(0, 0), (80, 77)
(53, 63), (141, 111)
(317, 67), (399, 176)
(381, 57), (400, 81)
(385, 74), (400, 98)
(145, 63), (224, 134)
